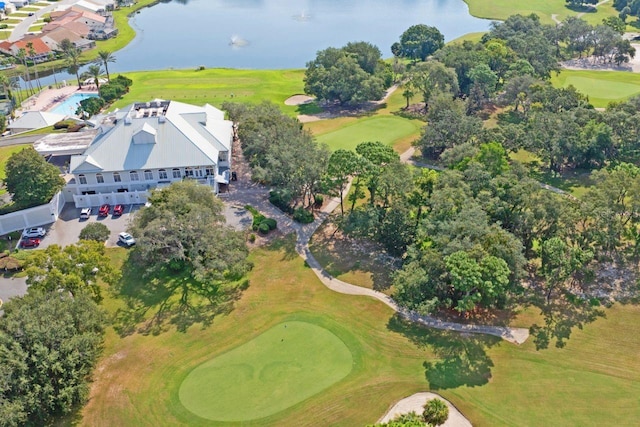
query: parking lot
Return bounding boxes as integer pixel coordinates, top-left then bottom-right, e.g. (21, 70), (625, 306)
(34, 203), (142, 250)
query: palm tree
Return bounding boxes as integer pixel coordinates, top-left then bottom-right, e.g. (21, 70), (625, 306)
(16, 48), (34, 97)
(26, 42), (42, 92)
(96, 50), (115, 81)
(82, 64), (104, 89)
(64, 46), (83, 89)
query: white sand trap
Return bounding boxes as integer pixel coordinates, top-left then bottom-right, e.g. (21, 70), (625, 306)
(378, 392), (472, 427)
(284, 94), (314, 105)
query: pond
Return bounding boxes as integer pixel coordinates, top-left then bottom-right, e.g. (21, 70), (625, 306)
(114, 0), (492, 71)
(25, 0), (493, 87)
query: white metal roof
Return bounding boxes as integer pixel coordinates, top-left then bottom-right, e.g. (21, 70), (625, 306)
(8, 111), (66, 131)
(69, 100), (232, 174)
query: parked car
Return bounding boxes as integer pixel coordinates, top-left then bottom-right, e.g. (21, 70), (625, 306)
(98, 204), (111, 217)
(80, 207), (91, 219)
(118, 232), (135, 247)
(22, 227), (45, 238)
(20, 237), (41, 248)
(113, 204), (124, 216)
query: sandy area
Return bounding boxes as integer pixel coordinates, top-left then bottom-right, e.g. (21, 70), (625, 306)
(378, 392), (472, 427)
(561, 43), (640, 73)
(284, 94), (314, 106)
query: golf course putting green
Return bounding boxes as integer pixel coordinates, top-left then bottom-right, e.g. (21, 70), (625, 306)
(178, 321), (353, 421)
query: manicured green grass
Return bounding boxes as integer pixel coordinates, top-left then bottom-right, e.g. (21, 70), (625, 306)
(178, 321), (353, 422)
(82, 240), (640, 427)
(448, 31), (487, 45)
(112, 68), (306, 116)
(464, 0), (619, 25)
(313, 115), (422, 152)
(0, 145), (28, 181)
(551, 69), (640, 108)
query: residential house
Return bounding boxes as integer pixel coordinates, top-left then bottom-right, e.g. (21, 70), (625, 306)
(41, 27), (95, 51)
(0, 37), (52, 63)
(65, 100), (233, 208)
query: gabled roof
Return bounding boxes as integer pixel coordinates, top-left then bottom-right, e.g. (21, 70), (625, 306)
(8, 111), (66, 131)
(70, 100), (233, 174)
(11, 38), (51, 56)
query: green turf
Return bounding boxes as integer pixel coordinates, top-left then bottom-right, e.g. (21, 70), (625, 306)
(112, 68), (306, 116)
(178, 321), (353, 422)
(0, 145), (28, 182)
(551, 69), (640, 108)
(464, 0), (620, 26)
(314, 115), (422, 152)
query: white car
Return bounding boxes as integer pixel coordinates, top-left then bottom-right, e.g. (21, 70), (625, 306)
(22, 227), (46, 238)
(80, 208), (91, 219)
(118, 232), (136, 247)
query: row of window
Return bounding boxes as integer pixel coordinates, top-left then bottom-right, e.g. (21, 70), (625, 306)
(78, 167), (216, 185)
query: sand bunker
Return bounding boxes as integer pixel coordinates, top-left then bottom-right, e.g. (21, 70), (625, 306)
(378, 392), (472, 427)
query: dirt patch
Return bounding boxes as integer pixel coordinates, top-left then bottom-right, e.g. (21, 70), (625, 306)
(309, 219), (399, 294)
(284, 94), (314, 106)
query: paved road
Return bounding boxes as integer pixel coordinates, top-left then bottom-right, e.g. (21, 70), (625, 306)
(9, 0), (79, 42)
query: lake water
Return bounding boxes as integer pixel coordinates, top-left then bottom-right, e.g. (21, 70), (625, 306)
(113, 0), (492, 71)
(25, 0), (493, 87)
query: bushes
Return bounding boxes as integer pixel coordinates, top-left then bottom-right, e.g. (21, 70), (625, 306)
(244, 205), (277, 234)
(269, 190), (294, 214)
(293, 207), (314, 224)
(98, 75), (133, 103)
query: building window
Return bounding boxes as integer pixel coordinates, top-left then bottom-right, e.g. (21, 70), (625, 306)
(130, 171), (139, 181)
(113, 172), (121, 182)
(96, 173), (104, 183)
(206, 166), (214, 176)
(159, 169), (167, 179)
(185, 167), (194, 177)
(172, 168), (181, 178)
(219, 151), (228, 162)
(144, 170), (153, 180)
(78, 174), (87, 185)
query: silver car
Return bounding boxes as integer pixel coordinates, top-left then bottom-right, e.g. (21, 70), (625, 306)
(22, 227), (46, 238)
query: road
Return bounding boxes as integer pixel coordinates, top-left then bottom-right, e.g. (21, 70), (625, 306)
(8, 0), (79, 42)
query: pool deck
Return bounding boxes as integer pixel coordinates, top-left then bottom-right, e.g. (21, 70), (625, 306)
(16, 85), (98, 117)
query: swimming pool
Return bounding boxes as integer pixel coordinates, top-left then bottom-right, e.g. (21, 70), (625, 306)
(49, 93), (99, 116)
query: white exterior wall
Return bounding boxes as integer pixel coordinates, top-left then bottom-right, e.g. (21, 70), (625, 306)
(0, 191), (65, 235)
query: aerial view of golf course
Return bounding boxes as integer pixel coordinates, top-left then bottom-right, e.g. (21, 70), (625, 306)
(0, 0), (639, 426)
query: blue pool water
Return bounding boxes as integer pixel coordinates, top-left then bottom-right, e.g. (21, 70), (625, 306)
(50, 93), (99, 116)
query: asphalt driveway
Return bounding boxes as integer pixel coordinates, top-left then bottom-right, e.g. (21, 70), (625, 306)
(38, 203), (142, 249)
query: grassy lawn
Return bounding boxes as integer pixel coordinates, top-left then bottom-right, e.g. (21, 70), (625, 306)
(448, 31), (487, 45)
(80, 240), (640, 426)
(112, 68), (306, 116)
(0, 145), (28, 182)
(178, 321), (353, 422)
(305, 88), (424, 153)
(510, 149), (593, 197)
(464, 0), (619, 26)
(551, 70), (640, 108)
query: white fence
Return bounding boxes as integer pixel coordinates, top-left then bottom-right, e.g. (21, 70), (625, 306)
(0, 192), (65, 235)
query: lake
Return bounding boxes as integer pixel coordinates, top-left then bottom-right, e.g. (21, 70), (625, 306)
(25, 0), (492, 87)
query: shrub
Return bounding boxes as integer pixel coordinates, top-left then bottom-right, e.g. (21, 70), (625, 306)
(269, 190), (294, 214)
(314, 194), (324, 208)
(423, 398), (449, 426)
(67, 123), (86, 132)
(53, 120), (75, 129)
(293, 207), (314, 224)
(258, 222), (270, 234)
(79, 222), (110, 242)
(248, 233), (256, 243)
(262, 217), (277, 230)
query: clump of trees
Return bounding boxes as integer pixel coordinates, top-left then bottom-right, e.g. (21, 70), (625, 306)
(224, 101), (330, 215)
(391, 24), (445, 61)
(304, 41), (392, 105)
(0, 292), (106, 426)
(4, 147), (65, 209)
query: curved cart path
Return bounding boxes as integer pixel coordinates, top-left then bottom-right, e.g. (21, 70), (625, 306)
(225, 178), (529, 345)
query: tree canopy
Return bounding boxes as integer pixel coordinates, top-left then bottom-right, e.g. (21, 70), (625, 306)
(0, 292), (106, 426)
(4, 147), (65, 208)
(392, 24), (445, 61)
(304, 42), (388, 105)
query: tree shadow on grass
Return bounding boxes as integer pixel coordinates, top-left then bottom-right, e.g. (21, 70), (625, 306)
(111, 259), (248, 337)
(387, 314), (500, 390)
(264, 234), (299, 261)
(528, 292), (606, 350)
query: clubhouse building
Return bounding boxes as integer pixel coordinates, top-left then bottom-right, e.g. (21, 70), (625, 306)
(64, 99), (232, 208)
